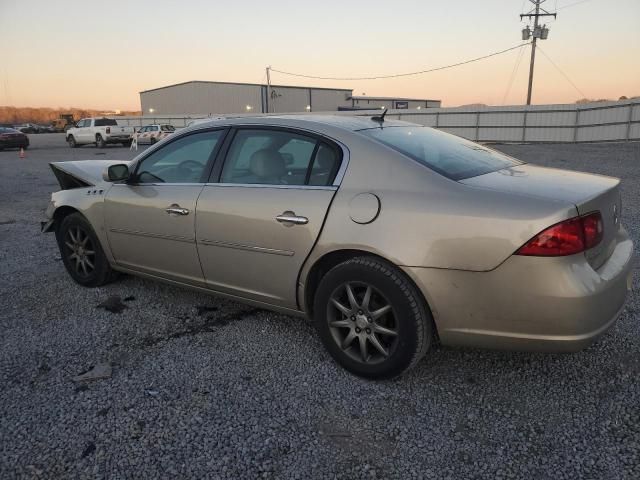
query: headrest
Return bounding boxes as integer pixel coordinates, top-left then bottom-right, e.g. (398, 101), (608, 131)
(250, 149), (285, 178)
(316, 147), (336, 169)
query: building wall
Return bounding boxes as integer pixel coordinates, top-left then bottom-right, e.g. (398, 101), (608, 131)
(352, 98), (441, 110)
(141, 82), (263, 115)
(310, 89), (353, 112)
(140, 82), (353, 115)
(116, 99), (640, 143)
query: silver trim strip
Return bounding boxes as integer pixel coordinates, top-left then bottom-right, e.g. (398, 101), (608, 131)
(199, 238), (294, 256)
(111, 183), (204, 187)
(109, 228), (194, 243)
(203, 183), (337, 191)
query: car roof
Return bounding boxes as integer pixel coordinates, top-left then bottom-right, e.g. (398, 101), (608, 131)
(188, 114), (418, 133)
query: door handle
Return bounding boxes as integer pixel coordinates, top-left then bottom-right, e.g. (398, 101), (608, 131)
(276, 211), (308, 225)
(165, 204), (190, 216)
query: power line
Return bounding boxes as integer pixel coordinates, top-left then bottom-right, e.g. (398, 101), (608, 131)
(270, 43), (531, 81)
(557, 0), (592, 10)
(502, 43), (528, 104)
(536, 45), (587, 98)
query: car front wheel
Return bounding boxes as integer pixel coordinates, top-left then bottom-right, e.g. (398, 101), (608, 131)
(314, 256), (433, 379)
(67, 135), (77, 148)
(56, 213), (116, 287)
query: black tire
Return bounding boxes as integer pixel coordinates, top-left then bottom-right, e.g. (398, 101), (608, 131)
(56, 213), (116, 287)
(67, 135), (77, 148)
(122, 140), (132, 147)
(314, 256), (433, 379)
(150, 137), (157, 145)
(96, 134), (106, 149)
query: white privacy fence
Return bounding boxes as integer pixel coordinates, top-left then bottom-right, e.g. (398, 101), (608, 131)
(111, 99), (640, 143)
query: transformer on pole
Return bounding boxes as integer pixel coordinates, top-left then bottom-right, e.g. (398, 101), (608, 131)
(520, 0), (556, 105)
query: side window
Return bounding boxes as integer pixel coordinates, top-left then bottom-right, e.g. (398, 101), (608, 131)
(308, 143), (340, 186)
(220, 129), (317, 186)
(151, 126), (159, 132)
(135, 130), (224, 184)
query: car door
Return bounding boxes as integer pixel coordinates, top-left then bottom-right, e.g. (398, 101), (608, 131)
(104, 128), (227, 285)
(196, 127), (343, 308)
(73, 119), (88, 143)
(136, 126), (148, 144)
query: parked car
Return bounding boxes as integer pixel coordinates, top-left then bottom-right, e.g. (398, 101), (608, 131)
(132, 124), (176, 145)
(13, 124), (38, 134)
(66, 118), (134, 148)
(42, 115), (634, 379)
(0, 127), (29, 150)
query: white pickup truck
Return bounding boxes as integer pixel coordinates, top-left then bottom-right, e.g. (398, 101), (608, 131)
(66, 118), (134, 148)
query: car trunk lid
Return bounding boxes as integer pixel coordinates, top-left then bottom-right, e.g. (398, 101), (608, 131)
(460, 163), (622, 270)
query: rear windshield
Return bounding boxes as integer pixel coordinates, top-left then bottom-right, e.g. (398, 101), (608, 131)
(161, 125), (175, 131)
(95, 118), (118, 127)
(360, 126), (521, 180)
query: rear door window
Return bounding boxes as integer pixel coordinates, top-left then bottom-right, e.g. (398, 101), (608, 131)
(219, 129), (340, 186)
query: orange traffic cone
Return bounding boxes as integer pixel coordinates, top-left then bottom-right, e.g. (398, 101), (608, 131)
(19, 148), (25, 159)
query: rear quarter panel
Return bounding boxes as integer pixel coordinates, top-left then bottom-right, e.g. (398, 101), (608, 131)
(299, 133), (578, 309)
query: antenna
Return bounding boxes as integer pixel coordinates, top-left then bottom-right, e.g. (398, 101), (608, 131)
(371, 108), (388, 123)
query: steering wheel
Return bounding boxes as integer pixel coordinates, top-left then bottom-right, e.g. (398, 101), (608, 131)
(177, 160), (203, 170)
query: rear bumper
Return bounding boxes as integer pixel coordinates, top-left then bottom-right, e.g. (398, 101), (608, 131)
(105, 136), (131, 143)
(403, 227), (634, 352)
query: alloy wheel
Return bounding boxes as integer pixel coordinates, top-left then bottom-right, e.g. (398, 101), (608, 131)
(327, 282), (399, 364)
(64, 226), (96, 277)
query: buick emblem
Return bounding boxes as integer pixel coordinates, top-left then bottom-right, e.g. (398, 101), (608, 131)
(613, 203), (619, 225)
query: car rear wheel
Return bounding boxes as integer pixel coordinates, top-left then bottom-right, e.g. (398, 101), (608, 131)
(314, 256), (433, 379)
(150, 137), (157, 145)
(67, 135), (77, 148)
(96, 134), (106, 148)
(56, 213), (116, 287)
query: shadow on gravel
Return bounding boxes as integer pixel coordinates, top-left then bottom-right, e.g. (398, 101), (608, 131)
(96, 295), (129, 314)
(137, 307), (263, 348)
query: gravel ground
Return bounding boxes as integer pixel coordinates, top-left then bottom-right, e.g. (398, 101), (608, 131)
(0, 135), (638, 479)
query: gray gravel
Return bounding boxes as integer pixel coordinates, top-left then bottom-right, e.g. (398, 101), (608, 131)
(1, 134), (639, 479)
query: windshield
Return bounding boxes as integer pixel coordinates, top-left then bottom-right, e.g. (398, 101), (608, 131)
(360, 126), (522, 180)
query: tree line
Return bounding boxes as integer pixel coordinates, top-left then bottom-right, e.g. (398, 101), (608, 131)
(0, 106), (141, 125)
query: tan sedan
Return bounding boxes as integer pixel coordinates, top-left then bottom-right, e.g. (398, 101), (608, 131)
(42, 115), (634, 378)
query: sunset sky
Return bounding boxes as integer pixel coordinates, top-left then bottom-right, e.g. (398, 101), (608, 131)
(0, 0), (638, 110)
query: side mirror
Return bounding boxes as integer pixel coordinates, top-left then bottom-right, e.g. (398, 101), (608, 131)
(103, 164), (130, 182)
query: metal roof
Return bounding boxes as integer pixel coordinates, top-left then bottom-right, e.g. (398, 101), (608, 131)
(140, 80), (353, 94)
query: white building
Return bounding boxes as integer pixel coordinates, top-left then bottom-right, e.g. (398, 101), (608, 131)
(139, 81), (441, 115)
(348, 95), (441, 110)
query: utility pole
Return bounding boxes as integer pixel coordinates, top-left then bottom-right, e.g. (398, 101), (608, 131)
(520, 0), (556, 105)
(266, 66), (272, 113)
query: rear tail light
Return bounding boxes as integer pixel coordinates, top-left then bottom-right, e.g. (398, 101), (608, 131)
(515, 211), (603, 257)
(106, 127), (111, 134)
